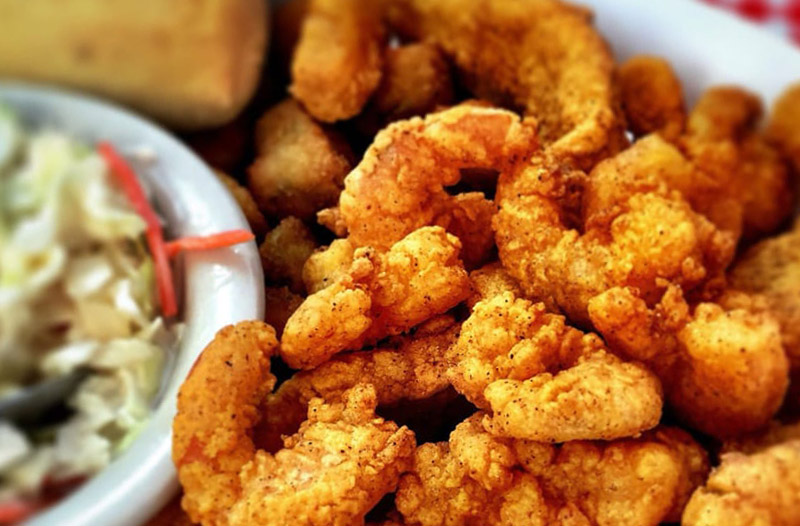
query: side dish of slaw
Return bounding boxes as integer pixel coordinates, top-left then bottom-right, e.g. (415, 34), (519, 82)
(0, 106), (253, 522)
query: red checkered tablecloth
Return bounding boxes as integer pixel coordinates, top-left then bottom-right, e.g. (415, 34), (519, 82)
(702, 0), (800, 43)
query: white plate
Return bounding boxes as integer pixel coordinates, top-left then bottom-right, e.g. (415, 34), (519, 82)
(0, 82), (264, 526)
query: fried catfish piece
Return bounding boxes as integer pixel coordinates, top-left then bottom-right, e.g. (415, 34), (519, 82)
(215, 171), (269, 238)
(280, 226), (471, 369)
(396, 416), (708, 526)
(257, 315), (458, 452)
(449, 292), (662, 442)
(259, 217), (317, 293)
(173, 322), (415, 526)
(618, 55), (685, 140)
(590, 285), (789, 438)
(682, 440), (800, 526)
(728, 224), (800, 370)
(383, 0), (626, 169)
(290, 0), (384, 122)
(247, 99), (353, 221)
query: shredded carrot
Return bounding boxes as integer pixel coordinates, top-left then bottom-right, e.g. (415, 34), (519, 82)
(98, 143), (178, 317)
(165, 230), (255, 258)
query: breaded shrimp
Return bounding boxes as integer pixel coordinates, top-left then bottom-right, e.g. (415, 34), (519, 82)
(173, 322), (415, 526)
(263, 286), (304, 338)
(302, 238), (356, 294)
(247, 99), (353, 221)
(682, 440), (800, 526)
(618, 55), (686, 140)
(767, 82), (800, 172)
(449, 292), (662, 442)
(290, 0), (384, 122)
(256, 315), (458, 452)
(215, 171), (269, 238)
(280, 226), (471, 369)
(383, 0), (626, 169)
(339, 104), (537, 262)
(466, 262), (523, 309)
(396, 416), (707, 526)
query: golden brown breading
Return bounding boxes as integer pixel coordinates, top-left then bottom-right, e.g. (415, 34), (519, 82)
(383, 0), (625, 169)
(728, 225), (800, 369)
(339, 104), (537, 257)
(173, 322), (415, 526)
(433, 192), (498, 269)
(290, 0), (384, 122)
(302, 238), (356, 294)
(396, 416), (708, 526)
(589, 285), (789, 438)
(723, 420), (800, 455)
(256, 315), (458, 452)
(215, 170), (269, 238)
(767, 82), (800, 171)
(263, 286), (304, 338)
(259, 217), (317, 293)
(467, 262), (523, 309)
(618, 55), (685, 140)
(247, 99), (353, 221)
(356, 42), (454, 134)
(449, 292), (662, 442)
(682, 440), (800, 526)
(280, 226), (471, 369)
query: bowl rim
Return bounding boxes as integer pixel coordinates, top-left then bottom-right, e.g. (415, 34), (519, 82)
(0, 81), (265, 526)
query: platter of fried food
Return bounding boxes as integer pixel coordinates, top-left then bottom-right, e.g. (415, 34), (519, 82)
(166, 0), (800, 525)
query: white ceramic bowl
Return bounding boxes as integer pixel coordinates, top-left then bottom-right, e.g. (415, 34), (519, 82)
(0, 82), (264, 526)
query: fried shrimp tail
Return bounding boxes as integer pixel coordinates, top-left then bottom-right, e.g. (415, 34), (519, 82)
(173, 322), (415, 526)
(449, 292), (662, 442)
(290, 0), (384, 122)
(280, 226), (470, 369)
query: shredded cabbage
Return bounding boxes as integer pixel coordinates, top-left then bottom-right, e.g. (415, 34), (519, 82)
(0, 106), (171, 503)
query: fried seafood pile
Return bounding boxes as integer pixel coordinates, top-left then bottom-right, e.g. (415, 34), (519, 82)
(171, 0), (800, 525)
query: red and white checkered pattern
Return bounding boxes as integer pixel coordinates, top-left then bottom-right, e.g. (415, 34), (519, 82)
(701, 0), (800, 43)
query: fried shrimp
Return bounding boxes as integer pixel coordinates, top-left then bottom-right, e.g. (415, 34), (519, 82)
(767, 82), (800, 171)
(383, 0), (625, 169)
(280, 226), (471, 369)
(302, 238), (356, 294)
(338, 104), (537, 262)
(173, 322), (415, 526)
(449, 292), (662, 442)
(466, 262), (523, 309)
(495, 138), (735, 326)
(618, 55), (686, 140)
(396, 416), (707, 526)
(260, 217), (317, 293)
(247, 99), (354, 221)
(215, 171), (269, 238)
(589, 286), (789, 438)
(682, 440), (800, 526)
(263, 286), (304, 337)
(256, 315), (458, 452)
(290, 0), (384, 122)
(729, 217), (800, 370)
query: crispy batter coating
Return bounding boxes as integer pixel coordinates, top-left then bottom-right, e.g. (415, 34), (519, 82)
(247, 99), (354, 221)
(263, 286), (304, 337)
(215, 171), (269, 239)
(256, 315), (458, 452)
(280, 226), (471, 369)
(682, 440), (800, 526)
(356, 42), (454, 135)
(467, 262), (522, 309)
(767, 82), (800, 172)
(723, 420), (800, 455)
(259, 217), (317, 293)
(302, 238), (356, 294)
(173, 321), (279, 526)
(339, 104), (537, 261)
(729, 225), (800, 369)
(682, 87), (795, 240)
(618, 55), (685, 140)
(396, 416), (708, 526)
(383, 0), (625, 169)
(589, 286), (789, 438)
(173, 322), (415, 526)
(290, 0), (384, 122)
(449, 292), (662, 442)
(495, 139), (734, 325)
